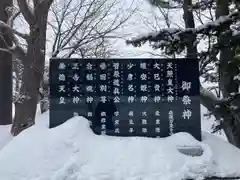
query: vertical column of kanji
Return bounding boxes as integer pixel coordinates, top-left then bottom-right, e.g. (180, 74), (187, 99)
(181, 80), (192, 120)
(98, 61), (109, 135)
(166, 61), (175, 135)
(58, 62), (68, 107)
(125, 61), (135, 135)
(152, 60), (162, 137)
(71, 62), (81, 117)
(112, 61), (121, 134)
(85, 61), (95, 125)
(139, 61), (149, 135)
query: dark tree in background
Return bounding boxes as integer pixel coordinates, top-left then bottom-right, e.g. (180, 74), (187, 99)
(0, 0), (12, 125)
(127, 0), (240, 148)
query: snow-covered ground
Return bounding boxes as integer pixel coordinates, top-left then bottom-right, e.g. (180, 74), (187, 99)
(0, 125), (12, 151)
(0, 113), (239, 180)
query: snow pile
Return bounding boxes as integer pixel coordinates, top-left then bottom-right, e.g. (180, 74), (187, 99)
(0, 125), (12, 151)
(0, 113), (240, 180)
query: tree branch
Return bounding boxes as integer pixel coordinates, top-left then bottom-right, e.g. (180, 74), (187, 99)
(0, 47), (11, 54)
(126, 10), (240, 46)
(0, 20), (29, 40)
(17, 0), (35, 25)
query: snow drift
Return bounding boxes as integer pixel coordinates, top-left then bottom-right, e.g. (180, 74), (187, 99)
(0, 113), (240, 180)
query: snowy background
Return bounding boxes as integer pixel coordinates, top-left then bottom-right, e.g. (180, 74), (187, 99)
(1, 0), (240, 180)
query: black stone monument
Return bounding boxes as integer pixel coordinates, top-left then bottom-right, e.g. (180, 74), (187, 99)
(49, 58), (201, 141)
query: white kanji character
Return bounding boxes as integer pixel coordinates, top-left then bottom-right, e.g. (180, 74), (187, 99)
(167, 95), (174, 102)
(100, 62), (107, 70)
(155, 111), (160, 116)
(88, 120), (92, 126)
(59, 74), (66, 81)
(113, 62), (119, 70)
(87, 112), (93, 117)
(167, 87), (174, 94)
(142, 111), (147, 116)
(153, 62), (160, 69)
(156, 119), (160, 124)
(86, 86), (94, 92)
(73, 112), (79, 117)
(59, 85), (65, 92)
(128, 111), (134, 116)
(72, 63), (78, 69)
(169, 110), (174, 116)
(142, 119), (147, 124)
(168, 79), (173, 86)
(72, 96), (80, 103)
(114, 111), (119, 116)
(59, 97), (65, 104)
(100, 85), (107, 92)
(129, 119), (134, 125)
(127, 62), (134, 69)
(86, 74), (93, 81)
(140, 73), (147, 80)
(128, 84), (134, 92)
(154, 84), (160, 91)
(101, 124), (106, 129)
(154, 96), (161, 103)
(169, 111), (174, 120)
(72, 74), (79, 81)
(128, 96), (135, 103)
(86, 62), (93, 70)
(167, 62), (173, 69)
(72, 85), (80, 92)
(113, 79), (120, 86)
(114, 96), (120, 103)
(101, 111), (106, 116)
(182, 109), (192, 119)
(141, 96), (148, 103)
(142, 128), (147, 133)
(140, 62), (147, 69)
(127, 73), (134, 81)
(182, 81), (191, 91)
(155, 127), (160, 133)
(114, 120), (119, 124)
(115, 128), (120, 133)
(129, 128), (134, 133)
(154, 73), (160, 80)
(101, 118), (106, 123)
(114, 87), (120, 95)
(58, 63), (66, 69)
(166, 70), (173, 78)
(100, 96), (107, 103)
(100, 74), (107, 80)
(140, 84), (147, 92)
(86, 96), (93, 103)
(113, 71), (120, 78)
(182, 95), (191, 105)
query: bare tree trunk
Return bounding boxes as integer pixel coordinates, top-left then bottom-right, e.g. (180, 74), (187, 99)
(183, 0), (197, 58)
(0, 0), (12, 125)
(215, 0), (240, 147)
(11, 1), (52, 135)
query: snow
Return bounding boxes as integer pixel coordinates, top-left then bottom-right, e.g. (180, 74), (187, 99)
(0, 125), (12, 151)
(0, 112), (239, 180)
(0, 0), (239, 179)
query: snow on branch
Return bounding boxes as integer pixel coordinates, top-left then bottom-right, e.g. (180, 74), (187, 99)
(191, 0), (215, 10)
(126, 10), (240, 47)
